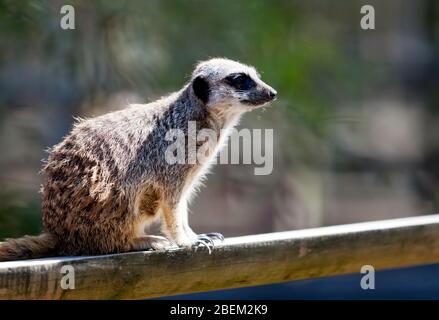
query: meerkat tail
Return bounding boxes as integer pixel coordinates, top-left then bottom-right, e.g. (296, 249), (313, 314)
(0, 233), (58, 262)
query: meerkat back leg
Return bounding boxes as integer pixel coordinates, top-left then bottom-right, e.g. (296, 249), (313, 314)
(130, 235), (171, 251)
(130, 212), (172, 251)
(129, 187), (172, 251)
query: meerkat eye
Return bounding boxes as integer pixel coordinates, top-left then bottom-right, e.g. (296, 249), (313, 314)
(225, 73), (256, 91)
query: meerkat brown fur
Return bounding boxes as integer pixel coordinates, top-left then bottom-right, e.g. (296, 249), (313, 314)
(0, 58), (277, 261)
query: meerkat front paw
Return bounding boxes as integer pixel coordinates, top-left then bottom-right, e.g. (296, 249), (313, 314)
(170, 232), (224, 254)
(191, 232), (224, 254)
(184, 226), (224, 247)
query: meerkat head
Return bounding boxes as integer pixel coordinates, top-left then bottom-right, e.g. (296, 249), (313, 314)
(190, 58), (277, 112)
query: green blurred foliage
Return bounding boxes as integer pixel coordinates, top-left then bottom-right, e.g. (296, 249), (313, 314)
(0, 192), (41, 238)
(0, 0), (369, 126)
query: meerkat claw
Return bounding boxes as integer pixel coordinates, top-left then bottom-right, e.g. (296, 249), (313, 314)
(196, 235), (215, 246)
(193, 238), (214, 254)
(198, 232), (224, 242)
(206, 232), (224, 241)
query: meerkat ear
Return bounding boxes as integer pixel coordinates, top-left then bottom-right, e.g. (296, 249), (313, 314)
(192, 75), (210, 104)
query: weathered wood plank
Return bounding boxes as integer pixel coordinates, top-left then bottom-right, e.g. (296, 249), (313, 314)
(1, 214), (439, 299)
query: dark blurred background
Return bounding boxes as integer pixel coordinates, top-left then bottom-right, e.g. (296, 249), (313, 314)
(163, 263), (439, 299)
(0, 0), (438, 245)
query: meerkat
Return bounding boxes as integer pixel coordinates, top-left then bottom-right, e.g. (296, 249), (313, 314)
(0, 58), (277, 261)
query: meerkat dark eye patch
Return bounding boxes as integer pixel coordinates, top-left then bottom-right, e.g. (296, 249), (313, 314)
(193, 76), (210, 104)
(225, 73), (256, 91)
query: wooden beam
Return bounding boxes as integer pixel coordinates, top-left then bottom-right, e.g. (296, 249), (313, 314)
(1, 214), (439, 299)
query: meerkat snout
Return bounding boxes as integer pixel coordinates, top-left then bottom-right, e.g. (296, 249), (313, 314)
(268, 88), (278, 99)
(226, 72), (277, 107)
